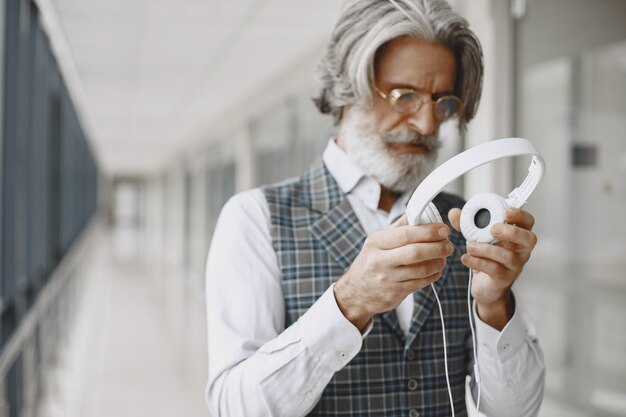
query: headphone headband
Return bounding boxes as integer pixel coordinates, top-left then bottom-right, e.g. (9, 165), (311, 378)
(407, 138), (545, 225)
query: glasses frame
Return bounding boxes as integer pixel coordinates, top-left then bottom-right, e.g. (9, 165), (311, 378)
(374, 87), (464, 121)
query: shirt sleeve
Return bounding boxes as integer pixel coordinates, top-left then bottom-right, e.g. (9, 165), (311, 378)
(468, 295), (546, 417)
(205, 189), (364, 417)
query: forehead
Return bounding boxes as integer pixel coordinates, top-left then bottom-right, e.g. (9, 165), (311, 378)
(375, 36), (457, 92)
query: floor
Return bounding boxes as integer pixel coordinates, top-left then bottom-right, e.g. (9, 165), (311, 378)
(39, 226), (209, 417)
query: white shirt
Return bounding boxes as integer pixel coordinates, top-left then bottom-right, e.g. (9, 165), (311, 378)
(205, 139), (545, 417)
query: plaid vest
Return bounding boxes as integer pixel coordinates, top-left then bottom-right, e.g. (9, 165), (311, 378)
(263, 160), (472, 417)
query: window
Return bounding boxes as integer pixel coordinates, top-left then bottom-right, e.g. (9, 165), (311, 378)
(514, 1), (626, 414)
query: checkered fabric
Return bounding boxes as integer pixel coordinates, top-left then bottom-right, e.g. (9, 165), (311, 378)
(263, 160), (473, 417)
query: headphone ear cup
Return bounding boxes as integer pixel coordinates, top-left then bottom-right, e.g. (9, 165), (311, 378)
(460, 193), (508, 243)
(420, 202), (443, 224)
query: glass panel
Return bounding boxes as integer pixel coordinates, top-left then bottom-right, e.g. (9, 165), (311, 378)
(3, 0), (25, 310)
(293, 94), (333, 173)
(514, 1), (626, 415)
(0, 0), (5, 294)
(251, 101), (290, 186)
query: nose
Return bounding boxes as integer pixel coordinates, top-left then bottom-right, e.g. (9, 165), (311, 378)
(407, 103), (438, 136)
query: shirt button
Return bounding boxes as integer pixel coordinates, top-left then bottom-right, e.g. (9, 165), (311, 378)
(339, 351), (347, 359)
(409, 409), (420, 417)
(501, 343), (510, 351)
(506, 378), (513, 387)
(408, 378), (418, 391)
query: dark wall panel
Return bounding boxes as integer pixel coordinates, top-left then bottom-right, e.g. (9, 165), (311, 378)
(1, 1), (100, 415)
(1, 0), (100, 353)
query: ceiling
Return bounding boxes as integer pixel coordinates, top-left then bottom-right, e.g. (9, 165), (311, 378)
(42, 0), (343, 175)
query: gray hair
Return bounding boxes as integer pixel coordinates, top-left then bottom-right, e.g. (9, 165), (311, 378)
(313, 0), (483, 129)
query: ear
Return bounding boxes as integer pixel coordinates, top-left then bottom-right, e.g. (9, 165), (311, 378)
(340, 105), (351, 122)
(336, 106), (352, 151)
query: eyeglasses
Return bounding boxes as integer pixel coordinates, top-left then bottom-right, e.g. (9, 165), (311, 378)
(375, 87), (464, 121)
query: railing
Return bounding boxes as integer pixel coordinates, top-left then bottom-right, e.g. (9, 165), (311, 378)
(0, 215), (102, 417)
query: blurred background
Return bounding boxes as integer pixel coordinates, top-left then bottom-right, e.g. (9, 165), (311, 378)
(0, 0), (625, 416)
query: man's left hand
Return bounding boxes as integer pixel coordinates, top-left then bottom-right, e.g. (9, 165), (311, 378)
(448, 207), (537, 331)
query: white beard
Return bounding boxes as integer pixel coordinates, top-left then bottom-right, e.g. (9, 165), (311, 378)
(340, 107), (441, 193)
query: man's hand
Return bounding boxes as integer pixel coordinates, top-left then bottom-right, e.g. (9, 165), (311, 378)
(334, 215), (454, 331)
(448, 207), (537, 330)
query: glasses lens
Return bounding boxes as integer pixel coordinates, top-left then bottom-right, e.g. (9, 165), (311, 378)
(434, 96), (462, 120)
(393, 92), (421, 114)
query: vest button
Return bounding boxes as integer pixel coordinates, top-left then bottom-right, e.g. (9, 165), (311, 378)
(409, 409), (420, 417)
(408, 378), (418, 391)
(407, 349), (416, 360)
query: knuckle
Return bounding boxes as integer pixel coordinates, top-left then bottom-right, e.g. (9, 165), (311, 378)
(400, 228), (413, 244)
(474, 257), (485, 269)
(491, 263), (505, 278)
(432, 258), (444, 272)
(373, 271), (387, 284)
(427, 259), (446, 276)
(365, 254), (382, 271)
(439, 258), (447, 269)
(412, 263), (425, 278)
(412, 246), (423, 262)
(402, 247), (417, 265)
(503, 250), (516, 265)
(430, 271), (443, 283)
(529, 232), (538, 247)
(421, 263), (433, 278)
(425, 262), (438, 277)
(501, 265), (515, 279)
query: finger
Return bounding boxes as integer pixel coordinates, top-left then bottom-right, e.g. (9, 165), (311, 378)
(399, 271), (443, 293)
(504, 208), (535, 231)
(491, 223), (537, 249)
(448, 208), (461, 232)
(387, 240), (454, 265)
(370, 223), (450, 250)
(461, 254), (514, 283)
(392, 258), (447, 280)
(467, 242), (523, 272)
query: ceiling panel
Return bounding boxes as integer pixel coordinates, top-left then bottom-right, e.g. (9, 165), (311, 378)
(43, 0), (344, 174)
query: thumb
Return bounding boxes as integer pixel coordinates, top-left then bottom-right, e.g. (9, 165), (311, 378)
(448, 208), (462, 233)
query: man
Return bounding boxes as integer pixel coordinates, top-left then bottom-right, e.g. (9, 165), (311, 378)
(205, 0), (545, 416)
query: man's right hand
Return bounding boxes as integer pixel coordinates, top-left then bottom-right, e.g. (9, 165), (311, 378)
(333, 215), (454, 331)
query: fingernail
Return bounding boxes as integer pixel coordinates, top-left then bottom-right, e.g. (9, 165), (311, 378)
(467, 242), (476, 252)
(492, 224), (503, 235)
(438, 227), (449, 238)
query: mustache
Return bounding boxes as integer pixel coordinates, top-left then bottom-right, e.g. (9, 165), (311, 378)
(381, 130), (442, 153)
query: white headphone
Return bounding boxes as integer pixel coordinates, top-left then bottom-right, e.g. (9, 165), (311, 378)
(405, 137), (545, 417)
(406, 137), (546, 242)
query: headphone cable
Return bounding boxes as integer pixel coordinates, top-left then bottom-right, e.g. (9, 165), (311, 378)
(431, 267), (483, 417)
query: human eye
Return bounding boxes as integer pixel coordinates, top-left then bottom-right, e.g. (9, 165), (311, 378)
(393, 91), (420, 113)
(434, 96), (463, 120)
